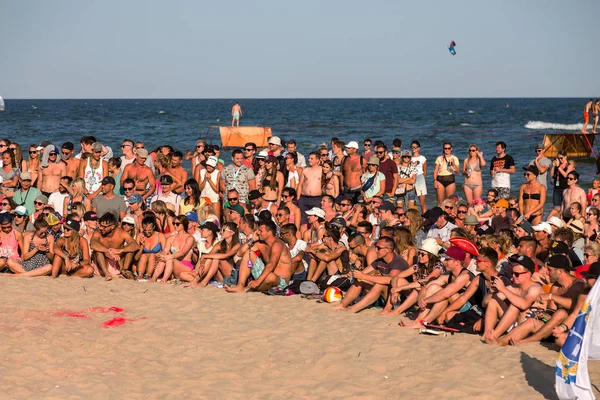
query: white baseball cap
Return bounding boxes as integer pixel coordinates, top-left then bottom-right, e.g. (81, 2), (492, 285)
(206, 156), (218, 168)
(305, 207), (325, 219)
(345, 141), (359, 149)
(268, 136), (282, 146)
(547, 216), (564, 228)
(532, 222), (553, 235)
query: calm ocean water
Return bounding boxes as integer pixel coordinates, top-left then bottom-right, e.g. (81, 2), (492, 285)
(0, 98), (596, 199)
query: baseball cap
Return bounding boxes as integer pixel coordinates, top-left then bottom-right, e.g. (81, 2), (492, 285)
(548, 217), (564, 228)
(226, 203), (245, 216)
(330, 216), (347, 228)
(532, 222), (552, 235)
(83, 211), (97, 221)
(14, 206), (28, 216)
(45, 213), (61, 226)
(401, 150), (412, 157)
(547, 254), (572, 271)
(345, 141), (359, 149)
(184, 211), (199, 223)
(135, 148), (149, 158)
(101, 176), (116, 186)
(550, 240), (570, 255)
(62, 142), (75, 151)
(523, 165), (540, 176)
(306, 207), (326, 219)
(441, 245), (466, 262)
(534, 143), (544, 150)
(268, 136), (282, 146)
(248, 190), (263, 201)
(92, 142), (103, 152)
(379, 201), (396, 213)
(464, 215), (479, 226)
(206, 156), (218, 168)
(494, 199), (509, 209)
(128, 193), (143, 204)
(200, 221), (219, 235)
(160, 175), (174, 185)
(582, 261), (600, 279)
(514, 219), (534, 234)
(508, 254), (535, 273)
(20, 172), (33, 181)
(122, 215), (136, 225)
(64, 219), (80, 232)
(423, 207), (443, 224)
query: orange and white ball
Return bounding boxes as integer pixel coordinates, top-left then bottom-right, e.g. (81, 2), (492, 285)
(323, 286), (343, 303)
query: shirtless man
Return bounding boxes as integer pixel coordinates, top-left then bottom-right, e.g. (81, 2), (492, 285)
(89, 212), (139, 281)
(77, 142), (108, 199)
(165, 151), (187, 194)
(61, 142), (79, 179)
(342, 141), (366, 202)
(231, 102), (242, 127)
(561, 171), (587, 220)
(593, 100), (600, 134)
(483, 255), (543, 344)
(120, 148), (155, 202)
(297, 152), (323, 226)
(37, 148), (67, 197)
(582, 99), (593, 133)
(225, 220), (292, 293)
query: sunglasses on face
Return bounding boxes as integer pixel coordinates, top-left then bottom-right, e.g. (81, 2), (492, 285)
(122, 144), (132, 148)
(457, 210), (467, 214)
(375, 245), (390, 251)
(320, 153), (328, 157)
(221, 228), (234, 234)
(196, 145), (204, 149)
(444, 205), (454, 210)
(567, 177), (576, 181)
(276, 213), (286, 217)
(340, 203), (351, 207)
(34, 201), (45, 206)
(392, 151), (401, 154)
(418, 251), (429, 257)
(173, 222), (182, 226)
(49, 153), (57, 156)
(62, 151), (71, 156)
(364, 143), (371, 147)
(0, 202), (9, 206)
(29, 151), (38, 155)
(444, 147), (452, 150)
(244, 148), (253, 152)
(227, 197), (238, 202)
(123, 187), (134, 191)
(376, 151), (385, 154)
(512, 271), (529, 277)
(535, 149), (542, 153)
(469, 149), (477, 152)
(281, 195), (291, 199)
(524, 173), (532, 177)
(121, 222), (134, 228)
(411, 145), (419, 149)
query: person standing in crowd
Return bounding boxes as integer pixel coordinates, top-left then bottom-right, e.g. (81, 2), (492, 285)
(582, 99), (593, 134)
(297, 152), (323, 226)
(547, 150), (575, 220)
(285, 140), (306, 167)
(528, 144), (552, 189)
(61, 142), (79, 179)
(342, 141), (365, 202)
(433, 142), (459, 206)
(462, 144), (485, 206)
(489, 141), (515, 200)
(375, 143), (398, 197)
(410, 140), (427, 212)
(519, 165), (546, 226)
(220, 149), (256, 211)
(78, 142), (108, 199)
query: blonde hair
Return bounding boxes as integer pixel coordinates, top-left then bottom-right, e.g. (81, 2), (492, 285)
(72, 178), (86, 198)
(585, 243), (600, 258)
(405, 208), (422, 238)
(195, 202), (213, 223)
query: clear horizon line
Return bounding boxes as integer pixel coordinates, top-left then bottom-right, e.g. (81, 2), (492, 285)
(2, 96), (596, 101)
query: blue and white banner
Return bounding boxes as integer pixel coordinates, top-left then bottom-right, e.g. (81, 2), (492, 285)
(556, 282), (600, 400)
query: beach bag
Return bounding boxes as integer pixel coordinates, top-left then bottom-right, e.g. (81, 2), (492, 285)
(317, 274), (352, 292)
(446, 308), (482, 334)
(286, 280), (320, 295)
(361, 174), (377, 193)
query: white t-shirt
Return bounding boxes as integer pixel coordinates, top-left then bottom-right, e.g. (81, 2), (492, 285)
(48, 191), (69, 217)
(289, 239), (308, 271)
(411, 155), (427, 176)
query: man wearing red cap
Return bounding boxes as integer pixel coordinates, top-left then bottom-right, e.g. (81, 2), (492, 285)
(400, 245), (473, 329)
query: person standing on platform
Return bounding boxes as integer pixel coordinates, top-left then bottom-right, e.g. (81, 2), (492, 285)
(231, 102), (242, 127)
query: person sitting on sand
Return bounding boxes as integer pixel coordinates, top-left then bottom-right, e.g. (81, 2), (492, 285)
(135, 216), (166, 281)
(191, 222), (241, 287)
(7, 218), (55, 276)
(346, 233), (378, 274)
(90, 212), (139, 281)
(225, 220), (292, 293)
(334, 236), (409, 313)
(51, 219), (94, 278)
(482, 255), (543, 344)
(498, 254), (585, 346)
(280, 223), (308, 280)
(436, 247), (511, 334)
(151, 215), (195, 283)
(305, 228), (349, 282)
(384, 238), (444, 316)
(400, 246), (474, 329)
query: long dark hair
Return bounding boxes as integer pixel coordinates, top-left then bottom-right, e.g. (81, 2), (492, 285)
(219, 222), (239, 253)
(183, 179), (201, 206)
(262, 160), (279, 191)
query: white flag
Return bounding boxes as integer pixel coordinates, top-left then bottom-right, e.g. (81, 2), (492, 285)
(556, 281), (600, 400)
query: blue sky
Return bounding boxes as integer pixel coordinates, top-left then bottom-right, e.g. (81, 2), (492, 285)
(2, 0), (599, 98)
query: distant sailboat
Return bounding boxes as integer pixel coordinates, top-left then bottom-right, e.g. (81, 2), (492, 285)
(0, 96), (4, 111)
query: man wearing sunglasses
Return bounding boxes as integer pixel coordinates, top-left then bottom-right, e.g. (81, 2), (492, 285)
(561, 171), (587, 221)
(13, 172), (42, 215)
(61, 142), (79, 178)
(47, 176), (72, 217)
(90, 212), (139, 281)
(120, 148), (155, 203)
(91, 177), (126, 222)
(37, 145), (67, 198)
(119, 139), (155, 173)
(483, 255), (542, 345)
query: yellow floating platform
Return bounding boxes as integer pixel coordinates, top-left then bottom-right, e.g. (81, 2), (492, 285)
(218, 126), (272, 148)
(542, 133), (596, 158)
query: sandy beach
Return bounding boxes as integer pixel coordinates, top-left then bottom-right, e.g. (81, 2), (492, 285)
(1, 275), (598, 399)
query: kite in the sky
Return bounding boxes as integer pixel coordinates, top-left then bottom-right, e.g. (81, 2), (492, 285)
(448, 41), (456, 56)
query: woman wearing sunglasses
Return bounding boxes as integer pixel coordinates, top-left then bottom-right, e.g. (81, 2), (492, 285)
(433, 142), (459, 206)
(63, 178), (90, 218)
(193, 222), (241, 287)
(8, 219), (54, 276)
(52, 219), (93, 278)
(462, 144), (485, 206)
(24, 145), (41, 186)
(518, 165), (546, 226)
(135, 216), (165, 281)
(8, 143), (25, 172)
(280, 187), (301, 231)
(152, 215), (195, 283)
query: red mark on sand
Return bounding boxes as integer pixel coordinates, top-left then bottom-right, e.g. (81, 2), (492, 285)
(88, 307), (125, 313)
(102, 316), (145, 329)
(54, 312), (90, 319)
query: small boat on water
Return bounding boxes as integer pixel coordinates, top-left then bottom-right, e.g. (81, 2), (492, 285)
(542, 132), (597, 158)
(216, 126), (272, 149)
(0, 96), (4, 111)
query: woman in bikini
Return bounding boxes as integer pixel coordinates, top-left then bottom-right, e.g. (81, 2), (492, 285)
(281, 187), (301, 232)
(24, 145), (41, 187)
(284, 152), (302, 190)
(194, 222), (241, 287)
(433, 142), (460, 206)
(150, 200), (174, 235)
(51, 219), (93, 278)
(152, 215), (195, 282)
(518, 165), (546, 226)
(585, 207), (599, 243)
(262, 156), (284, 203)
(321, 160), (339, 198)
(135, 216), (165, 280)
(462, 144), (486, 206)
(63, 178), (90, 218)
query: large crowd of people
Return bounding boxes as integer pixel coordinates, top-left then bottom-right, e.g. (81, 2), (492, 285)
(1, 134), (598, 346)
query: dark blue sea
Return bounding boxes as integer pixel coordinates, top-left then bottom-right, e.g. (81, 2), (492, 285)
(0, 98), (596, 198)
